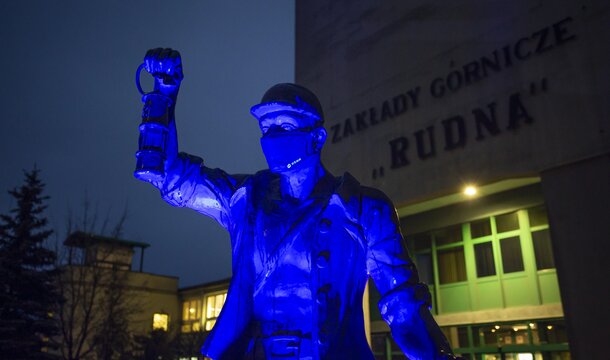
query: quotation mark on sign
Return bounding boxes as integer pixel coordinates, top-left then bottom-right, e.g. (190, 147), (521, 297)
(372, 166), (385, 180)
(529, 77), (548, 95)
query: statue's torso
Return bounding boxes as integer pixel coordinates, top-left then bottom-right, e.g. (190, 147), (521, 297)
(202, 172), (379, 359)
(252, 197), (315, 335)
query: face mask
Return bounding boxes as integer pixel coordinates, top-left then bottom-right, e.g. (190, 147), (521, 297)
(260, 130), (315, 173)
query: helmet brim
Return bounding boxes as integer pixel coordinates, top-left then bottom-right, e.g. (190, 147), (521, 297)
(250, 101), (322, 122)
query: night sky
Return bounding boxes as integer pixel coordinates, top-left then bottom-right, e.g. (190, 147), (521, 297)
(0, 1), (295, 286)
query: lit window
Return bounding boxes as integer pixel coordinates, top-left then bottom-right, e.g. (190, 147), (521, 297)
(440, 326), (469, 349)
(182, 299), (201, 321)
(474, 242), (496, 277)
(192, 322), (201, 332)
(528, 205), (549, 227)
(470, 218), (492, 238)
(406, 233), (434, 285)
(532, 229), (555, 270)
(152, 313), (169, 331)
(438, 247), (467, 284)
(205, 292), (227, 331)
(500, 236), (524, 273)
(434, 225), (462, 246)
(496, 211), (520, 233)
(414, 253), (433, 285)
(205, 319), (216, 331)
(408, 233), (431, 252)
(181, 298), (203, 333)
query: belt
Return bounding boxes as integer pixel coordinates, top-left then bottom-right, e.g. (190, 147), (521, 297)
(256, 331), (313, 360)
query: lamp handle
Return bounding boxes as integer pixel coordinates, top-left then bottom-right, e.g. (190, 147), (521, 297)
(135, 63), (148, 96)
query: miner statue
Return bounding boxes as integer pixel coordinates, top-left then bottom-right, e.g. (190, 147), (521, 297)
(134, 48), (458, 360)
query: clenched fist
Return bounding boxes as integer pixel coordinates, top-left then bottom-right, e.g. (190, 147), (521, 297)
(144, 48), (184, 98)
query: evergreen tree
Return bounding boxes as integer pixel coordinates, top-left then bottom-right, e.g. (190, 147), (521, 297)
(0, 168), (61, 359)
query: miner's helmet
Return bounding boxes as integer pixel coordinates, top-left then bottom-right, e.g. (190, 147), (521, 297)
(250, 83), (324, 125)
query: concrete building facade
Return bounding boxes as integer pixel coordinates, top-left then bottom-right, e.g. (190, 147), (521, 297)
(295, 1), (609, 359)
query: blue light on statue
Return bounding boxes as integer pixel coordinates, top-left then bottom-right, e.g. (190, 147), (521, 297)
(134, 49), (458, 360)
(260, 129), (315, 173)
(134, 86), (172, 182)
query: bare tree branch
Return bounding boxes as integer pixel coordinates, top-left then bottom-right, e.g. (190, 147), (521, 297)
(53, 198), (137, 360)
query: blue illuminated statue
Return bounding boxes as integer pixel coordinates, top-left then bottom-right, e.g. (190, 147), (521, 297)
(135, 48), (458, 360)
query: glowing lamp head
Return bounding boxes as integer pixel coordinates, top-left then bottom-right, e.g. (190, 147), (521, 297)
(464, 185), (478, 197)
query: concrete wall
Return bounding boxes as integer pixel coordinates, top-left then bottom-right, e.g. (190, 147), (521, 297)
(296, 1), (610, 358)
(541, 154), (610, 358)
(296, 0), (609, 206)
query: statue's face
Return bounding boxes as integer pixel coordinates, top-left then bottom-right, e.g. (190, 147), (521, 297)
(259, 114), (325, 173)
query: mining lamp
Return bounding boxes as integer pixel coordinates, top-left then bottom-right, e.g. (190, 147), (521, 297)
(134, 93), (171, 182)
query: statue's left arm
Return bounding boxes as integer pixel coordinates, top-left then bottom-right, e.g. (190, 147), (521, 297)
(363, 188), (457, 360)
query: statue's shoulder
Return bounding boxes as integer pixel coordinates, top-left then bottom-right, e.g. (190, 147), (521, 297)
(250, 169), (280, 188)
(253, 169), (274, 179)
(228, 170), (274, 211)
(336, 172), (393, 206)
(332, 172), (393, 224)
(239, 169), (281, 205)
(334, 171), (360, 201)
(232, 169), (274, 188)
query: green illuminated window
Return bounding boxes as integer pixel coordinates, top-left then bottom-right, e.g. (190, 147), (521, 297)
(474, 242), (496, 277)
(411, 233), (431, 251)
(532, 229), (555, 270)
(438, 247), (467, 284)
(496, 211), (520, 233)
(414, 253), (433, 284)
(404, 205), (557, 316)
(500, 236), (524, 273)
(470, 218), (491, 238)
(528, 205), (548, 227)
(407, 234), (433, 284)
(434, 225), (462, 246)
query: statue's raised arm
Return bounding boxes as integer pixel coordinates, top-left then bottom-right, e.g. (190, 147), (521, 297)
(134, 48), (245, 230)
(134, 48), (183, 182)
